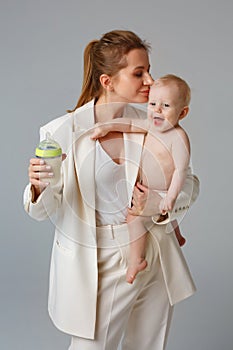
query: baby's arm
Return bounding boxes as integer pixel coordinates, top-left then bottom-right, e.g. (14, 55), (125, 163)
(160, 128), (190, 213)
(91, 118), (150, 140)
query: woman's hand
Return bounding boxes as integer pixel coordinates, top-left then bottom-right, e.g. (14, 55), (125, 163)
(128, 182), (162, 217)
(28, 158), (51, 197)
(159, 196), (175, 214)
(28, 154), (66, 200)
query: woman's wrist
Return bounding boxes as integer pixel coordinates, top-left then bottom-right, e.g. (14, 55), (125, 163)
(31, 184), (43, 203)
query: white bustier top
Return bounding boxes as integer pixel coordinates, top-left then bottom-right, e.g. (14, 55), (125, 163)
(95, 141), (128, 226)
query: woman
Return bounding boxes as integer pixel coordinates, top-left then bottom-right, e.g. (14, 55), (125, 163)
(24, 30), (199, 350)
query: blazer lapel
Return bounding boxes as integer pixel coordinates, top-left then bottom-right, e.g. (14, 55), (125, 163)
(72, 101), (96, 227)
(124, 133), (145, 207)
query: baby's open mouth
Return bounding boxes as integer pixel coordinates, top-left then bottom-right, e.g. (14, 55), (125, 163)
(152, 115), (165, 127)
(153, 116), (164, 121)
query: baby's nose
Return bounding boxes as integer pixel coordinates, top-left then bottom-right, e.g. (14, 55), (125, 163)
(154, 104), (162, 113)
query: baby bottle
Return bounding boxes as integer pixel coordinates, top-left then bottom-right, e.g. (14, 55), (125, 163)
(35, 132), (62, 186)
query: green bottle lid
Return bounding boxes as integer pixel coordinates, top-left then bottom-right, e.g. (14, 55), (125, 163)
(35, 132), (62, 158)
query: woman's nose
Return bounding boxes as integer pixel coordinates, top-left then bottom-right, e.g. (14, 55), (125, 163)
(143, 73), (154, 86)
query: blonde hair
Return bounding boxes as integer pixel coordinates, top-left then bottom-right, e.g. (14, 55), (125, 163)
(153, 74), (191, 106)
(67, 30), (150, 112)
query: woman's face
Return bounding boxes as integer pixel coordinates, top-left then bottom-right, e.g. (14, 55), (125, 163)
(106, 48), (154, 104)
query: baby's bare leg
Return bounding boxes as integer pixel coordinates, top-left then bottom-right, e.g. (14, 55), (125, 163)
(126, 214), (148, 284)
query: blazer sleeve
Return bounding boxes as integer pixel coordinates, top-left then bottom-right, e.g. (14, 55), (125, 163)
(23, 183), (62, 221)
(23, 125), (63, 221)
(152, 167), (200, 225)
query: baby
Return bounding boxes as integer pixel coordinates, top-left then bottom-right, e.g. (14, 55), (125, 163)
(91, 74), (191, 283)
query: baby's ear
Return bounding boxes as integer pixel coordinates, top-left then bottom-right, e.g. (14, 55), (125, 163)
(179, 106), (189, 120)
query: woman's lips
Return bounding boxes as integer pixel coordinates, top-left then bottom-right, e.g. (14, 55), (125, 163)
(139, 90), (150, 96)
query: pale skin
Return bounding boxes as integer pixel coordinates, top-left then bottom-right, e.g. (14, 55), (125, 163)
(91, 81), (190, 283)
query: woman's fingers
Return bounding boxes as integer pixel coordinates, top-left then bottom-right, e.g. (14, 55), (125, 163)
(28, 158), (52, 187)
(132, 183), (147, 207)
(28, 154), (65, 192)
(29, 158), (45, 165)
(131, 182), (162, 216)
(128, 206), (141, 216)
(29, 164), (51, 173)
(135, 182), (148, 193)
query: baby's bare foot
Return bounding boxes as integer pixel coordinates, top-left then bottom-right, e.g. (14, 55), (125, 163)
(126, 259), (147, 284)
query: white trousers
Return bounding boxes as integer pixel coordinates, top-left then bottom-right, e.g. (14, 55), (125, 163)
(68, 224), (173, 350)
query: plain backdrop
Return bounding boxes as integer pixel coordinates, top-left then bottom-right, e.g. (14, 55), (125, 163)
(0, 0), (233, 349)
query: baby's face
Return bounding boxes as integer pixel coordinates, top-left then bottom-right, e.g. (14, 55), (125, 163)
(147, 82), (185, 131)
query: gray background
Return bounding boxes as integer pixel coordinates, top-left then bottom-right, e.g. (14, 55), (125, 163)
(1, 0), (232, 349)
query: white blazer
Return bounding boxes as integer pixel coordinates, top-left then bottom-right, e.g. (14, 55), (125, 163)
(24, 100), (199, 338)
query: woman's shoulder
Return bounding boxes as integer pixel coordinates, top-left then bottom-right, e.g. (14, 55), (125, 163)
(41, 112), (73, 133)
(40, 99), (95, 138)
(41, 100), (95, 131)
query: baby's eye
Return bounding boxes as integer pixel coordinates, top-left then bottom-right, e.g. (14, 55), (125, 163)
(149, 102), (156, 106)
(164, 103), (170, 107)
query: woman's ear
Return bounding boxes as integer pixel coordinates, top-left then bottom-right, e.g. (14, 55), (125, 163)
(99, 74), (113, 91)
(179, 106), (189, 120)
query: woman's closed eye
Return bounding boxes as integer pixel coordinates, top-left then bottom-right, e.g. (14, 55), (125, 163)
(134, 71), (143, 77)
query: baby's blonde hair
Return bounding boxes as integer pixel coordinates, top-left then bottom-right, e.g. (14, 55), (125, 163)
(153, 74), (191, 106)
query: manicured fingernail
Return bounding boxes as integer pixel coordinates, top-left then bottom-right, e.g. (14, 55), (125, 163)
(40, 160), (45, 165)
(48, 173), (54, 177)
(46, 165), (51, 170)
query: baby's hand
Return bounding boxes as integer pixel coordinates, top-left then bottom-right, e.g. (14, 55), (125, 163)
(159, 196), (175, 214)
(90, 123), (111, 140)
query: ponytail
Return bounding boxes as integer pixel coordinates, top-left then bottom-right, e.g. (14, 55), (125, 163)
(67, 40), (99, 112)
